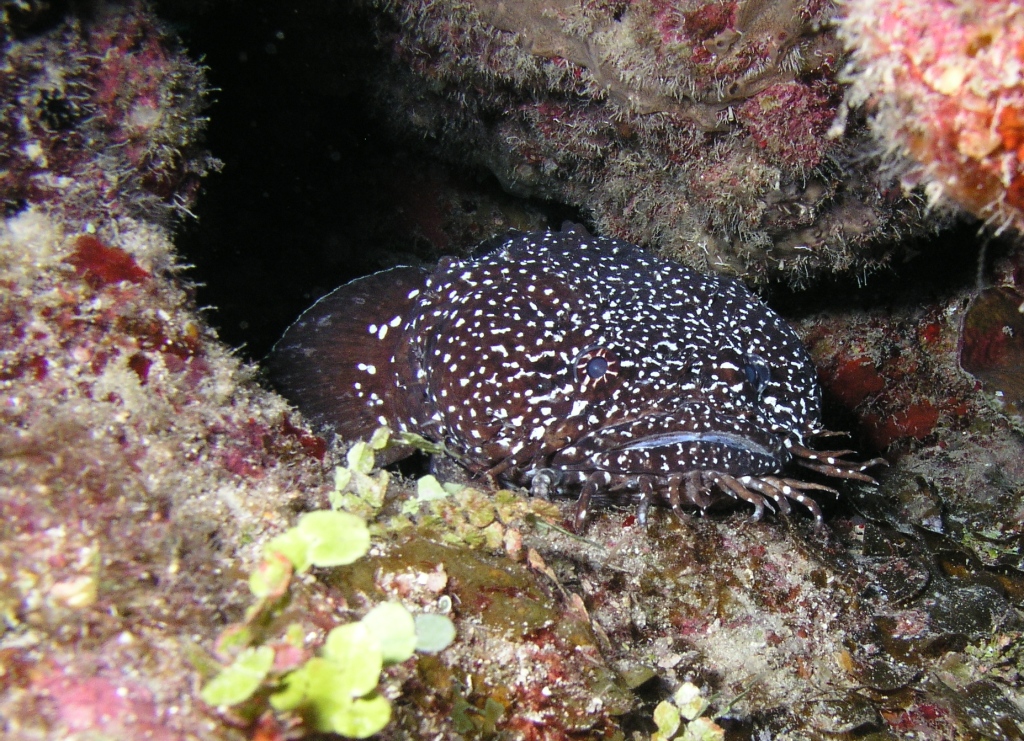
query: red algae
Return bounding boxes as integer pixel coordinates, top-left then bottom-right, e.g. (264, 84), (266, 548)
(735, 81), (837, 171)
(68, 234), (151, 287)
(681, 2), (737, 41)
(280, 416), (328, 462)
(822, 355), (886, 409)
(864, 401), (941, 449)
(33, 672), (179, 741)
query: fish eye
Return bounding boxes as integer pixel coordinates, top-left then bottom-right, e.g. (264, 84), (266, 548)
(744, 353), (771, 392)
(574, 346), (619, 391)
(585, 356), (608, 378)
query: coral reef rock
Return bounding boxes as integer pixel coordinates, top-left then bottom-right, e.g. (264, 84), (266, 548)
(0, 1), (218, 228)
(4, 1), (1024, 738)
(356, 0), (945, 284)
(0, 207), (332, 738)
(841, 0), (1024, 234)
(0, 4), (318, 737)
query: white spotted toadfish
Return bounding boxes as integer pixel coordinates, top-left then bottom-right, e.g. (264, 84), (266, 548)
(268, 226), (884, 529)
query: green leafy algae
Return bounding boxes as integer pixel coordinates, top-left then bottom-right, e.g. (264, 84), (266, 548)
(651, 683), (723, 741)
(265, 509), (371, 572)
(414, 612), (457, 654)
(200, 646), (275, 707)
(200, 459), (455, 738)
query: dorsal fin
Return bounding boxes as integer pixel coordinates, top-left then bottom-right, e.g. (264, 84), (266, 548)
(265, 266), (430, 441)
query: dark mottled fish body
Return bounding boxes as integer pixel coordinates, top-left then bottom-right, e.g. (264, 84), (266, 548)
(269, 227), (881, 527)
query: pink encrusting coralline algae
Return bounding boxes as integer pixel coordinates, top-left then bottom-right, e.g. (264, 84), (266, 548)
(840, 0), (1024, 232)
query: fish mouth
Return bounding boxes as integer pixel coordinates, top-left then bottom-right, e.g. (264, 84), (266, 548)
(611, 430), (779, 459)
(548, 404), (789, 477)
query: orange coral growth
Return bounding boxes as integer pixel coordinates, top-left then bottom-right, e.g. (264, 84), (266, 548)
(823, 356), (885, 409)
(996, 106), (1024, 155)
(841, 0), (1024, 231)
(865, 401), (940, 449)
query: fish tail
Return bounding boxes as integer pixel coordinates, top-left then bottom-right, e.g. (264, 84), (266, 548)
(265, 266), (429, 440)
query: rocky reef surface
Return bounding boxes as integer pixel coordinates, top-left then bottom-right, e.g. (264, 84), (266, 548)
(840, 0), (1024, 235)
(352, 0), (949, 285)
(1, 1), (1023, 739)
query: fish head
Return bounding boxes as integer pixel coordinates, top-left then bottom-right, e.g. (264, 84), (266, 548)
(416, 231), (823, 484)
(548, 318), (823, 480)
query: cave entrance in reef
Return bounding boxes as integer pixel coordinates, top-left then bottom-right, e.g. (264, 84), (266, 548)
(169, 1), (574, 363)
